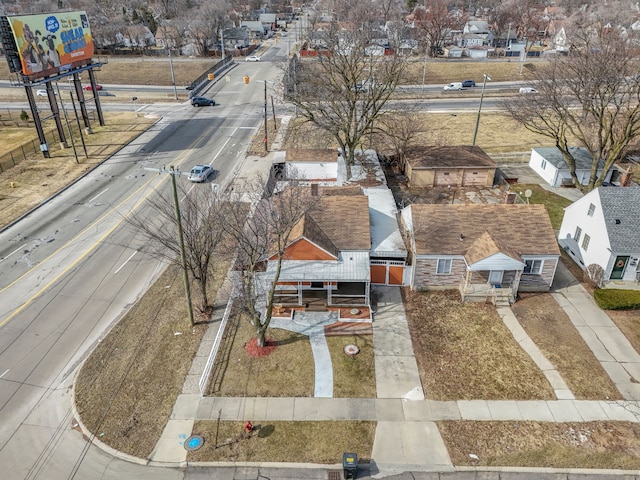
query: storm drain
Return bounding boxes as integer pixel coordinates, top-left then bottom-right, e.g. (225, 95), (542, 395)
(327, 471), (341, 480)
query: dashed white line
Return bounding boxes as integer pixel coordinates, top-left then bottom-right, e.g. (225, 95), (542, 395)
(1, 243), (28, 262)
(114, 251), (137, 274)
(88, 188), (109, 203)
(0, 369), (9, 378)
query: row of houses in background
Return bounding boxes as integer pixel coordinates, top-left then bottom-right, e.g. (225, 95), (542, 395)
(96, 12), (294, 55)
(265, 145), (638, 317)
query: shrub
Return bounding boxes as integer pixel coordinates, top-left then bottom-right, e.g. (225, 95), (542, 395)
(20, 110), (29, 121)
(584, 263), (605, 288)
(594, 289), (640, 310)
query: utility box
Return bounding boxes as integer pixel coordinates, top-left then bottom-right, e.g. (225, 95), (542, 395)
(342, 452), (358, 479)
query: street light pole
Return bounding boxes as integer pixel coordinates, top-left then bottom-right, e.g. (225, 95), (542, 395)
(168, 47), (178, 100)
(263, 80), (268, 152)
(472, 73), (491, 146)
(145, 166), (195, 327)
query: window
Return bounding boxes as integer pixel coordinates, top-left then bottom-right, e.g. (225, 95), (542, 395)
(524, 259), (543, 274)
(574, 226), (582, 242)
(582, 233), (590, 251)
(587, 203), (595, 217)
(540, 159), (547, 170)
(436, 259), (452, 274)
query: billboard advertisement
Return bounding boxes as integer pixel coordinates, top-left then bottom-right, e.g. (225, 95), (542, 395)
(5, 11), (94, 79)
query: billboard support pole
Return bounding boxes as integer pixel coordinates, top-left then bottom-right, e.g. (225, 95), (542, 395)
(87, 68), (105, 126)
(72, 73), (92, 134)
(25, 86), (50, 158)
(46, 82), (68, 148)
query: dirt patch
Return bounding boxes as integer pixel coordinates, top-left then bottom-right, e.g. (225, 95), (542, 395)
(438, 420), (640, 469)
(403, 289), (554, 400)
(512, 293), (622, 400)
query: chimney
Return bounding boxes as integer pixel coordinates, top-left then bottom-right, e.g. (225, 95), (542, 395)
(621, 166), (633, 187)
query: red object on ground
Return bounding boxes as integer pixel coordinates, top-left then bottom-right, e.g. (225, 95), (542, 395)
(244, 337), (276, 357)
(244, 421), (253, 433)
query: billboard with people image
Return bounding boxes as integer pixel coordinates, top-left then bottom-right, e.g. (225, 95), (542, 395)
(3, 11), (94, 79)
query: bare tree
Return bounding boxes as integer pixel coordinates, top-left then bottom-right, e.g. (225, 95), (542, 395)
(188, 1), (230, 57)
(286, 19), (406, 179)
(413, 0), (466, 57)
(220, 179), (319, 347)
(503, 26), (640, 193)
(126, 179), (227, 315)
(374, 105), (427, 166)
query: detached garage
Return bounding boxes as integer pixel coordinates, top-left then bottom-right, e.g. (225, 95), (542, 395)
(402, 145), (497, 187)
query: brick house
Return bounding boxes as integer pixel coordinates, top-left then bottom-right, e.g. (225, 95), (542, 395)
(401, 204), (560, 304)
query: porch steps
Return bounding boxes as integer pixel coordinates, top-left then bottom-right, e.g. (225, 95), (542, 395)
(324, 321), (373, 336)
(305, 304), (328, 312)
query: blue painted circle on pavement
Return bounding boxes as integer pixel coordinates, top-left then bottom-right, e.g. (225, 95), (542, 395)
(184, 434), (204, 451)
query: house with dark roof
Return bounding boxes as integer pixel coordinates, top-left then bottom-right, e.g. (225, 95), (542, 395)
(401, 204), (560, 304)
(401, 145), (497, 187)
(558, 187), (640, 283)
(269, 193), (373, 309)
(529, 146), (614, 187)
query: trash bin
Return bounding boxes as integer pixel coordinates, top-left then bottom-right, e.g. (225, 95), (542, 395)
(342, 452), (358, 479)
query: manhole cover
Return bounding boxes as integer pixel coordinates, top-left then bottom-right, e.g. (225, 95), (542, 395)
(184, 434), (204, 451)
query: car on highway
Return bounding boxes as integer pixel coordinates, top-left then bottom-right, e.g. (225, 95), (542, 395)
(83, 84), (103, 91)
(519, 87), (537, 94)
(245, 55), (261, 62)
(443, 82), (464, 91)
(35, 89), (57, 97)
(461, 79), (476, 87)
(188, 164), (214, 183)
(190, 96), (215, 107)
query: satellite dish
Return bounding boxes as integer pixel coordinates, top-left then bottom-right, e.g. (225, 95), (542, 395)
(524, 189), (532, 198)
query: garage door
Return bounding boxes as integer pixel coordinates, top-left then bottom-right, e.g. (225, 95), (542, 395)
(370, 260), (405, 285)
(462, 170), (484, 186)
(435, 170), (455, 186)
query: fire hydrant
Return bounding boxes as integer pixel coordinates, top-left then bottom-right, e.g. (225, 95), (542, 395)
(244, 421), (253, 433)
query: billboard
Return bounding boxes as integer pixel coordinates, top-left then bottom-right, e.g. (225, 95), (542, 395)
(4, 11), (94, 79)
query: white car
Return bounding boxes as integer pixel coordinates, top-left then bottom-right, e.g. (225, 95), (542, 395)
(443, 82), (464, 91)
(187, 164), (214, 183)
(36, 89), (49, 97)
(245, 55), (261, 62)
(519, 87), (537, 94)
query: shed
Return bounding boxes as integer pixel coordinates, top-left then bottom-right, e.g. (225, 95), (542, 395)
(529, 147), (614, 187)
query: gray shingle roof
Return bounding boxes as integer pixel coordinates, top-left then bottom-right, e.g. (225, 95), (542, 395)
(532, 146), (604, 170)
(598, 187), (640, 252)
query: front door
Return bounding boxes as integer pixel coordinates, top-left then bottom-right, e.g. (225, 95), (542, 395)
(610, 256), (629, 280)
(488, 270), (503, 286)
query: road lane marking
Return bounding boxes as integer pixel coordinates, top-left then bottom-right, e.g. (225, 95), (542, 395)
(114, 251), (138, 274)
(88, 188), (109, 203)
(0, 369), (9, 378)
(1, 243), (27, 262)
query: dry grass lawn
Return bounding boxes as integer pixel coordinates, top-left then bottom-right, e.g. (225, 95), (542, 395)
(438, 420), (640, 469)
(512, 294), (622, 400)
(210, 313), (376, 398)
(188, 420), (376, 463)
(403, 289), (554, 400)
(607, 310), (640, 357)
(74, 264), (209, 458)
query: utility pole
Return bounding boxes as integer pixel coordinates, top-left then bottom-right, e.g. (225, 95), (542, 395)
(145, 166), (195, 327)
(472, 73), (490, 146)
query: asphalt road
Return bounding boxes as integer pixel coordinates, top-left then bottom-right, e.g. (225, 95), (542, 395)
(0, 59), (279, 480)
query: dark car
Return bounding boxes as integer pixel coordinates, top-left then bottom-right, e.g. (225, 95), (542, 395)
(191, 96), (215, 107)
(461, 79), (476, 87)
(187, 164), (214, 182)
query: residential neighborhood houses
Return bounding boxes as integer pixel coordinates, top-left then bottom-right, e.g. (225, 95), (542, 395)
(6, 0), (640, 475)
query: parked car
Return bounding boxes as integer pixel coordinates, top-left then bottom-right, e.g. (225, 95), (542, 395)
(191, 96), (215, 107)
(461, 79), (476, 87)
(83, 84), (103, 91)
(350, 82), (367, 93)
(519, 87), (537, 94)
(443, 82), (464, 91)
(188, 164), (214, 183)
(245, 55), (261, 62)
(35, 89), (57, 97)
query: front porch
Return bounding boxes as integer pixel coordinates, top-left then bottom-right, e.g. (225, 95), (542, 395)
(273, 282), (370, 309)
(460, 269), (520, 305)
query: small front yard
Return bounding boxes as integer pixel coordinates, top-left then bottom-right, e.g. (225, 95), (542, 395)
(403, 289), (554, 400)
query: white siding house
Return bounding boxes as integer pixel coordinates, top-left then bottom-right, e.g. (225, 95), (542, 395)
(529, 146), (614, 188)
(558, 187), (640, 283)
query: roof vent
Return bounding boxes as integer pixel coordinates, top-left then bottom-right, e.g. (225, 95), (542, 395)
(615, 219), (621, 225)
